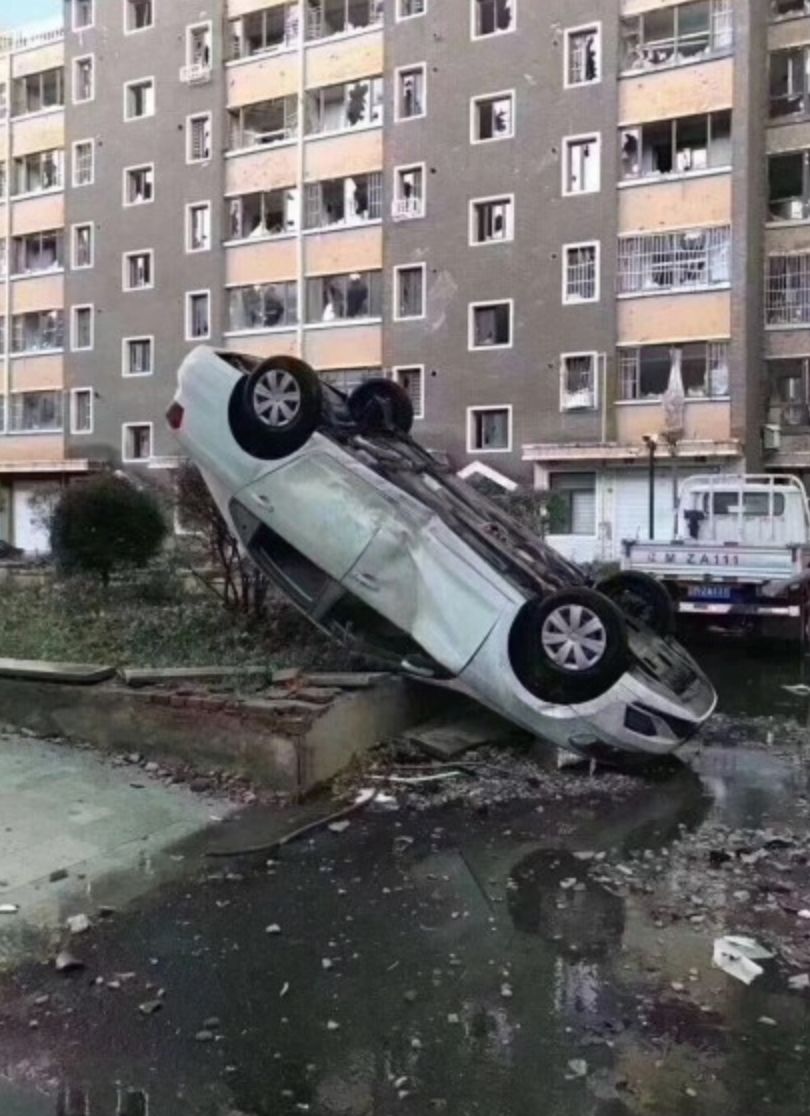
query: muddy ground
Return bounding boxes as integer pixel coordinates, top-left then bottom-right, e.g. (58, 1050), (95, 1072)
(0, 640), (808, 1116)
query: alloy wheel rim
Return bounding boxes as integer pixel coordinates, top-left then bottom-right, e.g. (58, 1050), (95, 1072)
(252, 369), (302, 429)
(541, 604), (607, 672)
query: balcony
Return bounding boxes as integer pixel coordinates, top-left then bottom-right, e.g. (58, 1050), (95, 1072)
(179, 62), (212, 85)
(391, 197), (423, 221)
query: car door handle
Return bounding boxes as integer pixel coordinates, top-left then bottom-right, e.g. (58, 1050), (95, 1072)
(352, 571), (379, 591)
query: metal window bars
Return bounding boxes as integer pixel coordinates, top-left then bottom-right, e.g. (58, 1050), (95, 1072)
(766, 254), (810, 325)
(618, 226), (730, 295)
(565, 245), (597, 302)
(9, 390), (63, 433)
(561, 355), (596, 410)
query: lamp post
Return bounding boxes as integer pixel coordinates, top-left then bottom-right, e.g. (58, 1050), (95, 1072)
(642, 433), (658, 540)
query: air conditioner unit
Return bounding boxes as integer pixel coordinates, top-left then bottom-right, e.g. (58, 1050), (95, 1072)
(762, 423), (782, 452)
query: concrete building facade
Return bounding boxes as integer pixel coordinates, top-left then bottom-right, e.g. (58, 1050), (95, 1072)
(0, 1), (805, 563)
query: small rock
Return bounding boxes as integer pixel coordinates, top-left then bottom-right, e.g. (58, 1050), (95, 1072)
(567, 1059), (588, 1079)
(195, 1030), (215, 1043)
(671, 982), (685, 993)
(33, 995), (50, 1007)
(328, 820), (351, 834)
(204, 1016), (221, 1029)
(500, 983), (513, 999)
(0, 904), (19, 914)
(144, 762), (160, 774)
(322, 959), (334, 971)
(326, 1020), (340, 1031)
(404, 990), (418, 1003)
(139, 1000), (163, 1016)
(266, 924), (282, 935)
(758, 1016), (778, 1026)
(67, 914), (91, 935)
(447, 1013), (460, 1024)
(280, 982), (290, 998)
(98, 906), (116, 918)
(190, 777), (213, 794)
(55, 950), (85, 974)
(127, 753), (142, 765)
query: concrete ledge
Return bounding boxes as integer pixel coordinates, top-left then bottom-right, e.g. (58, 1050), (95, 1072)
(0, 674), (444, 795)
(0, 659), (115, 685)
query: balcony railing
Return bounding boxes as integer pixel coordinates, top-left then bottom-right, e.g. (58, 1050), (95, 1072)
(392, 197), (423, 221)
(776, 401), (810, 427)
(0, 24), (63, 56)
(179, 62), (212, 85)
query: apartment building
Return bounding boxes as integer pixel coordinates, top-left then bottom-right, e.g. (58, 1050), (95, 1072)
(0, 1), (806, 561)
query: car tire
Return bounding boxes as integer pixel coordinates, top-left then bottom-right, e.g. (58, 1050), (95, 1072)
(508, 587), (630, 704)
(597, 571), (675, 637)
(229, 356), (322, 460)
(348, 378), (414, 435)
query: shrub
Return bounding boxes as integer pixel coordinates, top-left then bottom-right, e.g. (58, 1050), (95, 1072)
(51, 473), (167, 585)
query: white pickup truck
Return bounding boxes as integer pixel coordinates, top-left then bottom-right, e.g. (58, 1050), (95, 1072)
(621, 474), (810, 644)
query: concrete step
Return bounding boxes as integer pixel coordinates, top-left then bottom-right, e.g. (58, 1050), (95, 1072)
(0, 659), (115, 685)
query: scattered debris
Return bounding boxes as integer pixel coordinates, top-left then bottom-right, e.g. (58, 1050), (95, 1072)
(328, 820), (351, 834)
(566, 1059), (588, 1080)
(66, 913), (91, 934)
(788, 973), (810, 991)
(48, 869), (69, 883)
(138, 1000), (163, 1016)
(713, 936), (773, 985)
(326, 1020), (340, 1032)
(0, 903), (19, 914)
(266, 924), (282, 935)
(782, 684), (810, 697)
(54, 950), (85, 974)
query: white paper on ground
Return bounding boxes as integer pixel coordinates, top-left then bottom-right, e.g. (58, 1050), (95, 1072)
(713, 935), (774, 984)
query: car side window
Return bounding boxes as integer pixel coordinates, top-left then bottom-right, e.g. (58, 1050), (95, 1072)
(251, 523), (330, 603)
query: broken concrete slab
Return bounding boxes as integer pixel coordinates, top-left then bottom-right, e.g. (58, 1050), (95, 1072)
(121, 665), (271, 689)
(304, 672), (387, 690)
(405, 708), (522, 760)
(0, 659), (115, 685)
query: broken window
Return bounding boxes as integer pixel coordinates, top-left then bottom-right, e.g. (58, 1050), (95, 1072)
(560, 354), (597, 411)
(72, 306), (93, 351)
(188, 203), (211, 251)
(392, 367), (424, 417)
(617, 226), (730, 294)
(304, 173), (381, 229)
(187, 292), (210, 339)
(766, 253), (810, 324)
(771, 0), (810, 18)
(397, 0), (425, 17)
(12, 229), (63, 275)
(306, 271), (382, 323)
(471, 196), (513, 243)
(621, 1), (732, 71)
(74, 56), (93, 102)
(72, 141), (94, 186)
(13, 149), (63, 195)
(566, 26), (600, 85)
(10, 391), (63, 433)
(123, 424), (152, 462)
(469, 407), (511, 452)
(186, 24), (212, 72)
(229, 4), (299, 58)
(230, 188), (300, 239)
(72, 224), (93, 269)
(230, 96), (298, 149)
(395, 265), (425, 319)
(306, 78), (383, 135)
(12, 68), (63, 116)
(188, 114), (212, 162)
(11, 310), (64, 354)
(770, 48), (810, 119)
(620, 110), (731, 179)
(473, 0), (514, 38)
(768, 151), (810, 221)
(124, 251), (153, 290)
(125, 78), (154, 120)
(73, 0), (94, 29)
(126, 0), (153, 32)
(305, 0), (384, 42)
(563, 244), (598, 303)
(229, 282), (298, 331)
(472, 92), (514, 141)
(618, 342), (729, 400)
(470, 301), (512, 348)
(393, 165), (424, 219)
(125, 165), (154, 205)
(397, 65), (425, 120)
(550, 474), (596, 535)
(124, 338), (153, 376)
(564, 135), (600, 194)
(768, 358), (810, 427)
(71, 389), (93, 435)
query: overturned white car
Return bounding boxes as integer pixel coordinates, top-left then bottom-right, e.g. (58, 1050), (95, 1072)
(167, 348), (716, 759)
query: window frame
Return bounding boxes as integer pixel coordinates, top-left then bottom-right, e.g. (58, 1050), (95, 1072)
(122, 162), (155, 207)
(391, 364), (425, 419)
(396, 0), (427, 21)
(123, 75), (155, 122)
(186, 20), (213, 69)
(185, 200), (212, 253)
(70, 387), (94, 436)
(563, 22), (602, 88)
(619, 110), (732, 183)
(393, 262), (427, 321)
(70, 304), (94, 352)
(562, 132), (601, 197)
(71, 138), (95, 188)
(394, 62), (427, 122)
(560, 351), (599, 412)
(468, 298), (514, 351)
(470, 89), (515, 144)
(187, 111), (213, 164)
(562, 240), (601, 305)
(471, 0), (517, 42)
(71, 222), (94, 270)
(124, 0), (155, 35)
(122, 335), (155, 378)
(393, 162), (426, 220)
(466, 404), (513, 454)
(185, 289), (212, 341)
(122, 248), (155, 292)
(121, 421), (154, 464)
(73, 54), (95, 104)
(72, 0), (95, 31)
(469, 193), (515, 246)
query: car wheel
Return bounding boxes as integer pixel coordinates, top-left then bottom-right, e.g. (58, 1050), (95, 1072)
(597, 571), (675, 636)
(229, 356), (322, 460)
(348, 378), (414, 435)
(508, 587), (630, 704)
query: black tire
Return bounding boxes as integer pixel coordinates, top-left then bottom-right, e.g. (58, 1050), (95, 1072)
(229, 356), (322, 460)
(508, 587), (630, 704)
(597, 571), (675, 637)
(348, 378), (414, 434)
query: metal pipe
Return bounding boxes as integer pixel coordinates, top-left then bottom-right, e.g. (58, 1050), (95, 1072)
(648, 440), (656, 540)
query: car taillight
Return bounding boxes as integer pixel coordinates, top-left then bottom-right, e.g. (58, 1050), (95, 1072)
(166, 402), (184, 431)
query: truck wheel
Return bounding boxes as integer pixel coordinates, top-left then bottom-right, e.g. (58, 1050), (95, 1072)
(348, 378), (414, 434)
(597, 571), (675, 636)
(508, 587), (630, 704)
(229, 356), (322, 460)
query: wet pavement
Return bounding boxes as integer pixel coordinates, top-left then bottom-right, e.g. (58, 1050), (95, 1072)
(0, 640), (809, 1116)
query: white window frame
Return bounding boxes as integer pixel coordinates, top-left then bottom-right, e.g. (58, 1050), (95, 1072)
(391, 364), (425, 419)
(72, 0), (95, 32)
(186, 20), (213, 68)
(562, 240), (600, 305)
(71, 304), (94, 351)
(121, 421), (154, 464)
(123, 75), (155, 121)
(394, 63), (427, 123)
(185, 200), (211, 253)
(469, 193), (515, 245)
(471, 0), (517, 42)
(564, 22), (602, 89)
(71, 222), (94, 270)
(122, 162), (155, 207)
(393, 161), (426, 220)
(468, 298), (514, 351)
(185, 289), (211, 341)
(122, 249), (154, 292)
(466, 404), (513, 454)
(70, 387), (94, 435)
(71, 138), (95, 188)
(124, 0), (155, 35)
(186, 112), (212, 164)
(73, 54), (95, 104)
(122, 335), (154, 377)
(396, 0), (427, 21)
(560, 351), (599, 412)
(470, 89), (515, 144)
(393, 263), (426, 321)
(562, 132), (601, 197)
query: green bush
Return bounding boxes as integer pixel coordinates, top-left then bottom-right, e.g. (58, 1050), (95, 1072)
(51, 474), (167, 585)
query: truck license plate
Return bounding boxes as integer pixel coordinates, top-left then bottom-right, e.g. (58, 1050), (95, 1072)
(687, 586), (733, 602)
